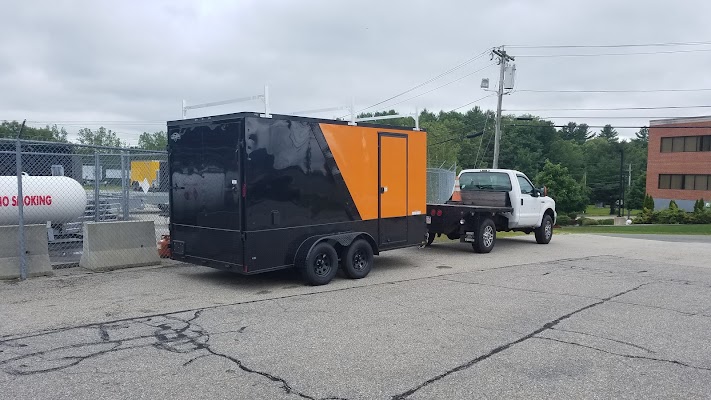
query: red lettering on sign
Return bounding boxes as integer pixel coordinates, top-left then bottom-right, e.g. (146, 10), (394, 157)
(0, 196), (8, 207)
(12, 196), (17, 207)
(0, 195), (54, 207)
(47, 195), (52, 205)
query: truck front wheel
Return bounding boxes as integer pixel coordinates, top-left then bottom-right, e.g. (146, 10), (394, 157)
(535, 215), (553, 244)
(300, 242), (339, 286)
(472, 218), (496, 253)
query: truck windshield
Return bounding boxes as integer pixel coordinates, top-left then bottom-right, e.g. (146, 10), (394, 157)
(459, 172), (512, 191)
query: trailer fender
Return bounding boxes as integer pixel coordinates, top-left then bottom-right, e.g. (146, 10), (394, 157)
(293, 232), (378, 269)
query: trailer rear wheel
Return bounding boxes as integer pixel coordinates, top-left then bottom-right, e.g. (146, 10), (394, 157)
(300, 242), (339, 286)
(472, 218), (496, 254)
(342, 239), (374, 279)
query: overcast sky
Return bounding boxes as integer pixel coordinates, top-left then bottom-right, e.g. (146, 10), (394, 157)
(2, 0), (711, 143)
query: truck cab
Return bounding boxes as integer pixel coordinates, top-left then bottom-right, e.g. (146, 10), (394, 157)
(457, 168), (556, 230)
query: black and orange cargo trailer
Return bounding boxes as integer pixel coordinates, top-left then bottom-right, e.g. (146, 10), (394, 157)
(167, 112), (427, 285)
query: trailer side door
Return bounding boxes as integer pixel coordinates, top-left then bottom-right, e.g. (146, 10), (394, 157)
(169, 121), (244, 268)
(379, 133), (408, 246)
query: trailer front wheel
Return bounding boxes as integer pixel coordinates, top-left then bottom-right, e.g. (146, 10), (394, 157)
(342, 239), (374, 279)
(300, 242), (339, 286)
(472, 218), (496, 254)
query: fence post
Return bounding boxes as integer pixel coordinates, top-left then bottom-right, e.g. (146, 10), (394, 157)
(15, 138), (28, 280)
(94, 152), (100, 222)
(121, 151), (129, 220)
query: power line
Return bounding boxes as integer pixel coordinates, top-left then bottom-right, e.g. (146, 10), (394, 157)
(382, 63), (497, 110)
(516, 88), (711, 93)
(505, 105), (711, 112)
(353, 49), (492, 114)
(504, 124), (711, 129)
(538, 116), (711, 119)
(505, 40), (711, 49)
(449, 93), (496, 112)
(517, 48), (711, 57)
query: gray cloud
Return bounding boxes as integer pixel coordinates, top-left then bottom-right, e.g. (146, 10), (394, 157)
(2, 0), (711, 143)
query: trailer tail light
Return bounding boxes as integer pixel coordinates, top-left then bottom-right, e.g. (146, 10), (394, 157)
(436, 209), (443, 217)
(430, 209), (436, 216)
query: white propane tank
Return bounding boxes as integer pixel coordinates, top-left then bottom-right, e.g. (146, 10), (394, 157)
(0, 175), (88, 225)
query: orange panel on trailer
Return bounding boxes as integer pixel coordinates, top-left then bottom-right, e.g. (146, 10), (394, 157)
(320, 124), (379, 220)
(407, 130), (427, 216)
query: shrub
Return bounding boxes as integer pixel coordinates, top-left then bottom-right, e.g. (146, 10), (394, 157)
(556, 215), (572, 226)
(656, 207), (688, 224)
(668, 199), (679, 210)
(694, 198), (706, 213)
(634, 208), (656, 224)
(688, 209), (711, 224)
(567, 212), (578, 220)
(598, 219), (614, 225)
(643, 194), (655, 211)
(581, 218), (599, 226)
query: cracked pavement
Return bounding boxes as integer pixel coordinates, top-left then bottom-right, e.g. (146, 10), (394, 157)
(1, 234), (711, 399)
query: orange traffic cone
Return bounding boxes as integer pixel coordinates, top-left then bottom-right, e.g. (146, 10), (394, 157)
(451, 177), (462, 202)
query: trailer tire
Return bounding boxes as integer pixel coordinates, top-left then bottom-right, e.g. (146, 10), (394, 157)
(472, 218), (496, 254)
(342, 239), (374, 279)
(300, 242), (339, 286)
(535, 215), (553, 244)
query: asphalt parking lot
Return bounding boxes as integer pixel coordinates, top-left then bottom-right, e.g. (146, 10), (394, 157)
(2, 234), (710, 399)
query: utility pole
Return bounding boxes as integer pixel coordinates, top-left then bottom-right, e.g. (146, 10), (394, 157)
(618, 148), (624, 217)
(491, 47), (514, 169)
(627, 163), (632, 220)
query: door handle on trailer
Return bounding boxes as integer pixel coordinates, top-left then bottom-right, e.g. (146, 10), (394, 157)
(521, 199), (524, 206)
(380, 187), (388, 194)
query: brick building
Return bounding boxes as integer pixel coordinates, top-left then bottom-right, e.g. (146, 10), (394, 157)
(647, 116), (711, 211)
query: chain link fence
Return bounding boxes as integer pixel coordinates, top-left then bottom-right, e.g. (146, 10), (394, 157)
(426, 162), (456, 204)
(1, 138), (168, 275)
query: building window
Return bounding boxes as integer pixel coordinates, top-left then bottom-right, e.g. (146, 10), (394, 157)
(671, 137), (685, 152)
(659, 174), (671, 189)
(661, 137), (672, 153)
(702, 136), (711, 152)
(659, 174), (711, 190)
(660, 135), (711, 152)
(684, 136), (700, 152)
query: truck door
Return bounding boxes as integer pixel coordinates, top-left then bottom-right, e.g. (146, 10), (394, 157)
(379, 133), (408, 246)
(169, 121), (243, 266)
(515, 174), (542, 227)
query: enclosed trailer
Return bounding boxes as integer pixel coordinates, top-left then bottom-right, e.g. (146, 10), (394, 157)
(167, 112), (427, 285)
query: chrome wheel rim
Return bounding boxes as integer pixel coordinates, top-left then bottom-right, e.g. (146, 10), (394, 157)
(545, 221), (552, 239)
(483, 226), (494, 248)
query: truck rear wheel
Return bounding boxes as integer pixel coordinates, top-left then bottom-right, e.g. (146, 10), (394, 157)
(535, 215), (553, 244)
(472, 218), (496, 254)
(342, 239), (373, 279)
(300, 242), (339, 286)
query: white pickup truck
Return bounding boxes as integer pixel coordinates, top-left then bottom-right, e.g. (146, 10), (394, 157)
(425, 169), (557, 252)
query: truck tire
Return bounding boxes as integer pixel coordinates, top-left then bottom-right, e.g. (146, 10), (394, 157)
(425, 230), (436, 246)
(342, 239), (374, 279)
(300, 242), (339, 286)
(472, 218), (496, 253)
(535, 215), (553, 244)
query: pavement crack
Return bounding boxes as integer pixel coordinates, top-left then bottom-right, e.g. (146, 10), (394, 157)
(549, 327), (656, 353)
(435, 277), (600, 301)
(534, 337), (711, 372)
(390, 283), (649, 400)
(98, 325), (110, 341)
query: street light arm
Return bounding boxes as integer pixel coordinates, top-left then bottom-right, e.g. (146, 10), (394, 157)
(429, 131), (484, 147)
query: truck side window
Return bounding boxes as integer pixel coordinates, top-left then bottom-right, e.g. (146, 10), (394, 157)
(517, 176), (534, 195)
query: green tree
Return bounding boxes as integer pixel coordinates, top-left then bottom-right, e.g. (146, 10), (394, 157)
(634, 127), (649, 142)
(598, 124), (619, 143)
(138, 131), (167, 151)
(626, 172), (646, 210)
(76, 127), (124, 147)
(643, 194), (655, 211)
(0, 121), (68, 142)
(534, 160), (589, 213)
(582, 137), (620, 207)
(560, 122), (595, 145)
(547, 139), (584, 179)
